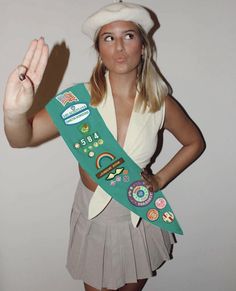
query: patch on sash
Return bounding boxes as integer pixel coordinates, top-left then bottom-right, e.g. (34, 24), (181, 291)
(128, 180), (154, 207)
(96, 152), (116, 169)
(65, 109), (90, 125)
(96, 157), (125, 179)
(155, 198), (167, 210)
(162, 212), (175, 223)
(56, 91), (78, 106)
(147, 209), (159, 221)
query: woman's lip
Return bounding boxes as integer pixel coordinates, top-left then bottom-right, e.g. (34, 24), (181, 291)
(115, 58), (126, 63)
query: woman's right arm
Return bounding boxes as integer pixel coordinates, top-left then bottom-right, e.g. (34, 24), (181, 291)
(4, 108), (59, 147)
(3, 38), (59, 148)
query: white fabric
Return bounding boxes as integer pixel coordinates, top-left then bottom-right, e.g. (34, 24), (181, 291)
(82, 2), (154, 40)
(87, 74), (165, 227)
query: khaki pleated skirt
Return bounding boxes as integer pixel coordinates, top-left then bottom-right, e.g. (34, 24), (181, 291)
(66, 180), (176, 290)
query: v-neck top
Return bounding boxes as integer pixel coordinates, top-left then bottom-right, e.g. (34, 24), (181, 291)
(97, 73), (165, 169)
(84, 74), (165, 226)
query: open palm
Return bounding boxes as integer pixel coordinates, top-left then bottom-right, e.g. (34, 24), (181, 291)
(4, 37), (49, 116)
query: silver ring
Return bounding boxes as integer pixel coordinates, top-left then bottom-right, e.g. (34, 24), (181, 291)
(17, 64), (28, 81)
(19, 74), (26, 81)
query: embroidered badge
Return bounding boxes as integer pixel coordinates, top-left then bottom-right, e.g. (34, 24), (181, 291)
(96, 152), (116, 169)
(96, 158), (125, 179)
(106, 168), (124, 180)
(80, 123), (90, 133)
(162, 212), (175, 223)
(88, 151), (95, 158)
(74, 143), (80, 149)
(155, 198), (167, 210)
(110, 181), (116, 186)
(123, 175), (130, 182)
(128, 180), (154, 207)
(62, 104), (87, 119)
(147, 209), (159, 221)
(56, 91), (78, 106)
(64, 109), (90, 125)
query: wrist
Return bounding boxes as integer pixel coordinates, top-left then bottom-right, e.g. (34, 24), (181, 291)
(154, 173), (166, 190)
(4, 110), (28, 122)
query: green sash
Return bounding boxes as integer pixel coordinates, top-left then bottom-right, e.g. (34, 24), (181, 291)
(46, 83), (183, 235)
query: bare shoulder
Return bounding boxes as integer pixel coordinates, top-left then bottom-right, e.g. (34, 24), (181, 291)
(29, 108), (59, 146)
(164, 95), (189, 128)
(163, 95), (203, 145)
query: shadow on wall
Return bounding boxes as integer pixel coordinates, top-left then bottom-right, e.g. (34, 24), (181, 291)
(27, 4), (159, 119)
(28, 41), (70, 118)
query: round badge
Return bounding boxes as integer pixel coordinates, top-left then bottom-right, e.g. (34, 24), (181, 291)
(155, 198), (167, 210)
(162, 212), (174, 223)
(80, 123), (89, 133)
(88, 151), (95, 157)
(116, 176), (121, 182)
(128, 180), (153, 207)
(147, 209), (159, 221)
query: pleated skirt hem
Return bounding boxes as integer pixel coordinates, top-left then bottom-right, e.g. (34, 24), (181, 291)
(66, 204), (176, 290)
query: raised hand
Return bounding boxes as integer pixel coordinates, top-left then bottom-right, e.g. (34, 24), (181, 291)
(4, 37), (49, 116)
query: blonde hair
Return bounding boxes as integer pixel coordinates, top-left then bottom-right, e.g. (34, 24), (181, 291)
(89, 23), (171, 112)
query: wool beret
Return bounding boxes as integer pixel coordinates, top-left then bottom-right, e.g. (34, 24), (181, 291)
(82, 2), (154, 40)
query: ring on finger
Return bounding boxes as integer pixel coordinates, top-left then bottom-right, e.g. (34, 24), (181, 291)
(19, 74), (26, 81)
(17, 64), (28, 81)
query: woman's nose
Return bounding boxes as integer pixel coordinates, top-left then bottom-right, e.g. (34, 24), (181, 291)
(115, 38), (124, 51)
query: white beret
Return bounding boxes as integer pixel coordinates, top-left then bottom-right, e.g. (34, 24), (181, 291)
(82, 2), (154, 40)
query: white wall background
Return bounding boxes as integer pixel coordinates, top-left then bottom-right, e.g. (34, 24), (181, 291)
(0, 0), (235, 290)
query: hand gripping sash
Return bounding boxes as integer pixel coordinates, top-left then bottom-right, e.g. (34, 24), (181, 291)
(46, 83), (183, 235)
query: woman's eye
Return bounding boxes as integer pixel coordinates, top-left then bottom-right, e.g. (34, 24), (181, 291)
(124, 33), (134, 40)
(104, 35), (113, 42)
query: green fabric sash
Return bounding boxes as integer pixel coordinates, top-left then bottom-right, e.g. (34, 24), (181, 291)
(46, 83), (183, 235)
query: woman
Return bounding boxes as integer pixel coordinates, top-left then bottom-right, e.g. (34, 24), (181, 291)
(3, 2), (205, 291)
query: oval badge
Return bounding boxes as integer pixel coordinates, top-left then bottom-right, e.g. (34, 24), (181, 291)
(62, 103), (87, 119)
(65, 109), (90, 125)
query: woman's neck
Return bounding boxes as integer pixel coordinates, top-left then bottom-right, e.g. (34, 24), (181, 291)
(108, 71), (137, 101)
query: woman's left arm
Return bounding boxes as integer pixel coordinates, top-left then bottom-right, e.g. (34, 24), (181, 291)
(142, 95), (206, 191)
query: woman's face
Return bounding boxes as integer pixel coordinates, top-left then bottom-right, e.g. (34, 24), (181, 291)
(98, 20), (143, 76)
